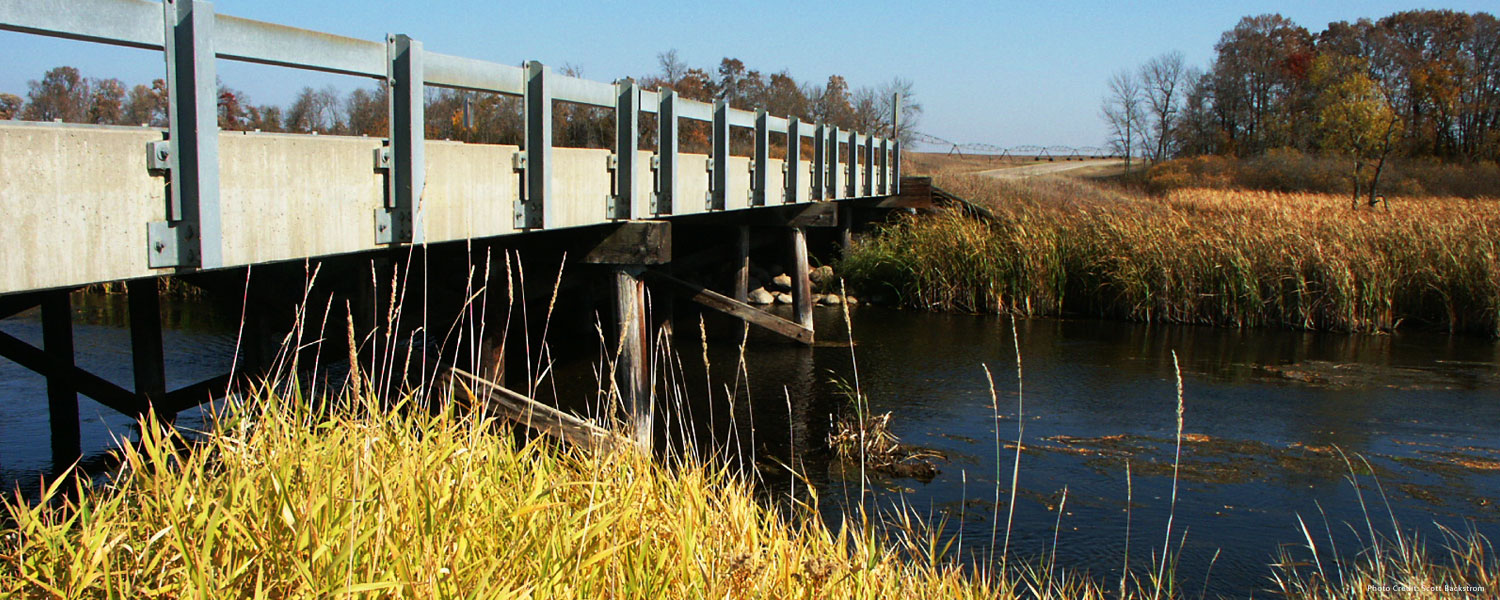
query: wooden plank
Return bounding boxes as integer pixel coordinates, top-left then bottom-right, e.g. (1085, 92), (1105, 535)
(0, 329), (144, 417)
(789, 228), (814, 333)
(641, 269), (814, 345)
(42, 292), (79, 470)
(449, 368), (630, 452)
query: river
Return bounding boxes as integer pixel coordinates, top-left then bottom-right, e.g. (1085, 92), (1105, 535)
(2, 294), (1498, 597)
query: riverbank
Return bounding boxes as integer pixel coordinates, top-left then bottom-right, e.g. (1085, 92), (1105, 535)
(843, 174), (1500, 336)
(0, 385), (1074, 598)
(2, 336), (1496, 596)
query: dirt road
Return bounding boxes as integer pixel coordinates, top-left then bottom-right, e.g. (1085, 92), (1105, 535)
(976, 158), (1124, 179)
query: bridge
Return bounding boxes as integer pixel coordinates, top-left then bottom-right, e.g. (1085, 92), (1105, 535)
(911, 132), (1118, 161)
(0, 0), (916, 467)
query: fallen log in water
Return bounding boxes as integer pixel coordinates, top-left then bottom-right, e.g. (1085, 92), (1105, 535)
(448, 368), (631, 452)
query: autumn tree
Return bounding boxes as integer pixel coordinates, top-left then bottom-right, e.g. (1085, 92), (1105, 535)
(86, 78), (125, 124)
(0, 93), (20, 120)
(124, 80), (167, 126)
(23, 66), (89, 122)
(345, 86), (387, 137)
(1311, 54), (1401, 206)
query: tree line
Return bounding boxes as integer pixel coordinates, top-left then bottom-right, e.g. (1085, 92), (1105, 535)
(1103, 9), (1500, 174)
(0, 51), (921, 156)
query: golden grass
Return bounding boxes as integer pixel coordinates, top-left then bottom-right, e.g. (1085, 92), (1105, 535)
(844, 174), (1500, 335)
(0, 383), (1118, 599)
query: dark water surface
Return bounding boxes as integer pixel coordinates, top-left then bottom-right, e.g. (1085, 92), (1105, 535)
(3, 296), (1498, 597)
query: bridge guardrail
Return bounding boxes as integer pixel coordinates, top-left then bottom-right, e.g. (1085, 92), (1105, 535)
(0, 0), (900, 279)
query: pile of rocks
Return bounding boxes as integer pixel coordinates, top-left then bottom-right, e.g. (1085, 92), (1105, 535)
(744, 263), (859, 307)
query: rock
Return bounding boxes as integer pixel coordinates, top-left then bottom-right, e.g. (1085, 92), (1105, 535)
(809, 265), (836, 286)
(820, 293), (843, 306)
(811, 294), (826, 305)
(773, 292), (792, 304)
(844, 295), (859, 306)
(770, 273), (793, 292)
(747, 287), (774, 305)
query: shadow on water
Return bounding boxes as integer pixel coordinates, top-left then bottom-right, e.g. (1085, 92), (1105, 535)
(3, 294), (1498, 597)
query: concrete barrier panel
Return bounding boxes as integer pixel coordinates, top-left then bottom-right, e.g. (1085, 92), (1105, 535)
(219, 132), (383, 266)
(424, 141), (518, 241)
(0, 123), (165, 293)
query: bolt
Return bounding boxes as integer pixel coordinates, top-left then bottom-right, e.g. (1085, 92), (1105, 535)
(154, 242), (165, 253)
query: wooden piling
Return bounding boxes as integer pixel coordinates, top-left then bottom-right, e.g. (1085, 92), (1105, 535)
(789, 227), (814, 337)
(41, 290), (79, 472)
(614, 268), (652, 450)
(838, 204), (853, 255)
(734, 225), (751, 303)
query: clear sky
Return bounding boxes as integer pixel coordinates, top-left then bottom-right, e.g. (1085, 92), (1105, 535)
(2, 1), (1494, 150)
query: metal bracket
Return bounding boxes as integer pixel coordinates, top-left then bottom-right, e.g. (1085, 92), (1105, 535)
(147, 140), (171, 171)
(704, 157), (715, 210)
(373, 147), (391, 170)
(649, 154), (662, 214)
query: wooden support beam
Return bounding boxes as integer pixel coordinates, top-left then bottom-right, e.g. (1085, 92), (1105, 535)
(128, 279), (169, 418)
(663, 201), (838, 228)
(0, 329), (143, 417)
(734, 225), (750, 303)
(41, 291), (79, 471)
(579, 221), (671, 265)
(163, 372), (234, 414)
(614, 268), (652, 450)
(789, 228), (814, 334)
(641, 269), (813, 345)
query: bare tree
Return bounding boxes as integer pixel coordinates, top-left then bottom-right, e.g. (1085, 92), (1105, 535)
(1140, 51), (1186, 161)
(1102, 70), (1146, 170)
(877, 77), (922, 146)
(657, 49), (687, 85)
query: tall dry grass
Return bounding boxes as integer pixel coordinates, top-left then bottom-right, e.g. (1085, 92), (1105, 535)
(844, 175), (1500, 335)
(0, 379), (1130, 599)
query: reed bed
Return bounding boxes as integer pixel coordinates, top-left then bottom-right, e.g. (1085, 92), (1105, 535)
(844, 175), (1500, 335)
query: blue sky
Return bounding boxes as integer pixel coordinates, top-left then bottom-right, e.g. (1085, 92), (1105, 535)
(2, 1), (1494, 149)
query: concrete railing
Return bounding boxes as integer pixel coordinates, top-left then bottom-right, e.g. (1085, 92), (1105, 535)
(0, 0), (901, 294)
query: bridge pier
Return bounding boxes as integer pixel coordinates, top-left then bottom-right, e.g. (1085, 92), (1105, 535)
(128, 280), (169, 420)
